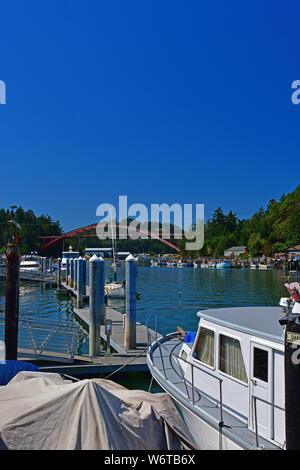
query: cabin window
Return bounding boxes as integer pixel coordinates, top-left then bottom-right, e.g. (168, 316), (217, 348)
(253, 347), (268, 382)
(219, 335), (247, 383)
(194, 327), (214, 367)
(181, 350), (188, 361)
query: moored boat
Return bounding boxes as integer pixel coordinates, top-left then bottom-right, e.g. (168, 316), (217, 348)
(147, 283), (300, 450)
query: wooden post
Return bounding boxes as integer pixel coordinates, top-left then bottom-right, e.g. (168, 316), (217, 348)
(125, 254), (136, 349)
(5, 243), (20, 360)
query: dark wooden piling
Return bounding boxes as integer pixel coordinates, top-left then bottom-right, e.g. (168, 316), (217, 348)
(5, 243), (20, 360)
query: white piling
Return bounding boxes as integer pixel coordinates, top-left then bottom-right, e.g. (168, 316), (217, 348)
(82, 258), (87, 295)
(66, 258), (70, 285)
(125, 253), (136, 349)
(89, 255), (101, 356)
(57, 258), (61, 287)
(70, 259), (74, 287)
(77, 257), (84, 308)
(74, 258), (78, 290)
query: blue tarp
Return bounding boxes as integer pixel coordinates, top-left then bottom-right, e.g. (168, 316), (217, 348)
(184, 331), (196, 343)
(0, 360), (40, 386)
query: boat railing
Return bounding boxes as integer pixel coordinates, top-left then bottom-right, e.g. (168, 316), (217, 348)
(147, 313), (286, 448)
(146, 312), (224, 427)
(251, 395), (285, 448)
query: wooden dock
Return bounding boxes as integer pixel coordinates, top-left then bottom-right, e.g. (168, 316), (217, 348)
(35, 281), (160, 376)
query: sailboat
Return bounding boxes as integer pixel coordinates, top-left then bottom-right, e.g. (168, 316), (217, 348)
(105, 211), (125, 298)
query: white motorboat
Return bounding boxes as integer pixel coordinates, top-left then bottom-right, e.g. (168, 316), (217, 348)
(20, 254), (41, 272)
(250, 264), (257, 269)
(147, 283), (300, 450)
(167, 260), (177, 267)
(177, 260), (189, 267)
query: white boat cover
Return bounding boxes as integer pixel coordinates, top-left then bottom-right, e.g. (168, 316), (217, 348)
(0, 371), (195, 450)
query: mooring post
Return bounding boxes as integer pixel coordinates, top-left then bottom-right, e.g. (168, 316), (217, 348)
(74, 258), (78, 291)
(66, 258), (70, 285)
(49, 257), (53, 271)
(99, 256), (106, 325)
(89, 255), (101, 356)
(82, 258), (87, 295)
(77, 257), (84, 308)
(57, 257), (61, 288)
(70, 258), (74, 288)
(124, 254), (136, 349)
(5, 243), (20, 360)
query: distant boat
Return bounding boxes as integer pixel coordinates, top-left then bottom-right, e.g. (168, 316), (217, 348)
(177, 260), (189, 267)
(258, 264), (269, 270)
(20, 254), (41, 272)
(167, 260), (177, 267)
(216, 262), (231, 269)
(250, 264), (257, 269)
(105, 280), (125, 298)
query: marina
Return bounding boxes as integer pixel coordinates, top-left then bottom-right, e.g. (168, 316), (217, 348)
(2, 0), (300, 452)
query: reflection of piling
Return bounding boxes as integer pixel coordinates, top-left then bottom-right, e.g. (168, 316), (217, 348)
(57, 258), (61, 287)
(124, 254), (136, 349)
(77, 257), (84, 308)
(5, 243), (20, 360)
(89, 255), (101, 356)
(70, 259), (74, 288)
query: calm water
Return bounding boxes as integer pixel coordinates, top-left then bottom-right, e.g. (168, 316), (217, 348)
(0, 263), (289, 389)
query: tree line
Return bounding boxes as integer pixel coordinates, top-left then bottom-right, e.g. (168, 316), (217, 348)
(179, 185), (300, 258)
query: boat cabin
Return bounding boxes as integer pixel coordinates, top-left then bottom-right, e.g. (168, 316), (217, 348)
(179, 306), (285, 448)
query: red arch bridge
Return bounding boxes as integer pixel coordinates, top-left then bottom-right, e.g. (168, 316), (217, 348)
(40, 223), (180, 252)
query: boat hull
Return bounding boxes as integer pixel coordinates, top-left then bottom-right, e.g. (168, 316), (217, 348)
(105, 285), (125, 298)
(178, 402), (242, 450)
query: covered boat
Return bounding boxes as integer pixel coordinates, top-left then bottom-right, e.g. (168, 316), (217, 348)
(0, 371), (195, 450)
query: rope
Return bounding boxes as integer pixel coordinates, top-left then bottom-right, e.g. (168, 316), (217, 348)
(148, 375), (154, 393)
(104, 347), (147, 380)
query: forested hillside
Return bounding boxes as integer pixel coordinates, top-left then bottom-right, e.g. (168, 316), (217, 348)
(179, 185), (300, 258)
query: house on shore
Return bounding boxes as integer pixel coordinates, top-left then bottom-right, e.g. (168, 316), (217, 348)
(224, 246), (247, 257)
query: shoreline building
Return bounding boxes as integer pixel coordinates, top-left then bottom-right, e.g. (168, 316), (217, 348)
(224, 246), (247, 257)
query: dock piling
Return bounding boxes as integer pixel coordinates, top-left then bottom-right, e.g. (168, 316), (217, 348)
(82, 258), (87, 295)
(70, 259), (74, 288)
(5, 242), (20, 360)
(74, 258), (78, 290)
(57, 258), (61, 287)
(66, 258), (70, 284)
(124, 254), (136, 350)
(77, 257), (84, 308)
(89, 255), (102, 356)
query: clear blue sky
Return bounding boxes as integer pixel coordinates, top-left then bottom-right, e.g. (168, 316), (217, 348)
(0, 0), (299, 231)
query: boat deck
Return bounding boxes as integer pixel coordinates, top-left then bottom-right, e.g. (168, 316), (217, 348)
(148, 334), (280, 450)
